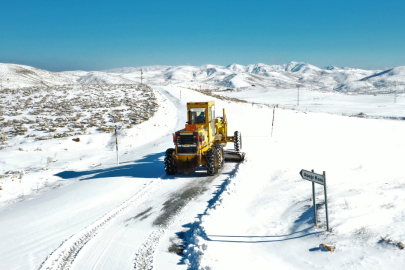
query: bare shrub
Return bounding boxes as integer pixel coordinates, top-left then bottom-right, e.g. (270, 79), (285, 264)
(355, 226), (374, 241)
(0, 133), (8, 142)
(168, 236), (184, 254)
(46, 157), (53, 167)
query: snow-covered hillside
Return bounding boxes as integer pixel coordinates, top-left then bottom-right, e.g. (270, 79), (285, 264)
(61, 71), (137, 84)
(0, 63), (74, 89)
(0, 64), (137, 88)
(3, 61), (405, 93)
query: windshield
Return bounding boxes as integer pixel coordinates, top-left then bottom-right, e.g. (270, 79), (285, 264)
(188, 108), (206, 124)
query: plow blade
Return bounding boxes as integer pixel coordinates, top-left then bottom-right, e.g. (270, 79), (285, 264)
(224, 150), (245, 162)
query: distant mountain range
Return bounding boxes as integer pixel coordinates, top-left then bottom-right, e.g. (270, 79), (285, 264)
(1, 62), (405, 93)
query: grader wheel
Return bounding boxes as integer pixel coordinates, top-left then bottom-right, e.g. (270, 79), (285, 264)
(234, 131), (242, 152)
(164, 148), (178, 175)
(206, 147), (219, 176)
(215, 144), (224, 169)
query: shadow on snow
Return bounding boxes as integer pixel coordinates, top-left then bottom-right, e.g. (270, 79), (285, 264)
(55, 152), (166, 181)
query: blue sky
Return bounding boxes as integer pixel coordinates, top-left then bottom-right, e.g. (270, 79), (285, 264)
(1, 0), (405, 71)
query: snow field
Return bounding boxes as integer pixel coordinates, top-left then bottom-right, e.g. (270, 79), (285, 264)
(0, 81), (404, 269)
(216, 87), (405, 118)
(171, 96), (405, 269)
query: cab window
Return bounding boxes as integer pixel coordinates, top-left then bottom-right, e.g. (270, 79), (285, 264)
(188, 108), (206, 124)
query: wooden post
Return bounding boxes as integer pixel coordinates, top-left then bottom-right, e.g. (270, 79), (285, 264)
(312, 169), (317, 226)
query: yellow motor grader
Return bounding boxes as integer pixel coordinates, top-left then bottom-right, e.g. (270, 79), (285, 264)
(164, 101), (244, 176)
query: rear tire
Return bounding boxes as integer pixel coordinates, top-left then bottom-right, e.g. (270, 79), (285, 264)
(164, 148), (177, 175)
(206, 147), (219, 176)
(234, 131), (242, 152)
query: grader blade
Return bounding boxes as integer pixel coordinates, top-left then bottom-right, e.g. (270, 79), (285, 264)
(223, 150), (245, 162)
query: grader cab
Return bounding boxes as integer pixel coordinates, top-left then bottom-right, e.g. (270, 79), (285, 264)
(164, 101), (244, 176)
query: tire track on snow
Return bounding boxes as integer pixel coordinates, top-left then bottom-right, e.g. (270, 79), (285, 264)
(38, 179), (166, 270)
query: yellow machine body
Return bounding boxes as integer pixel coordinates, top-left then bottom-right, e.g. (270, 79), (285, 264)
(172, 101), (234, 173)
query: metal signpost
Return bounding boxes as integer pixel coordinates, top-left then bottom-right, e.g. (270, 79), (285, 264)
(115, 125), (119, 165)
(300, 169), (329, 231)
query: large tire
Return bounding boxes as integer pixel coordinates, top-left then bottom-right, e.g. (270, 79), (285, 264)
(234, 131), (242, 152)
(206, 147), (219, 176)
(164, 148), (177, 175)
(215, 144), (224, 169)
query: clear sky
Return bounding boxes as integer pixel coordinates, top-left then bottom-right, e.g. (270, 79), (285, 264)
(1, 0), (405, 71)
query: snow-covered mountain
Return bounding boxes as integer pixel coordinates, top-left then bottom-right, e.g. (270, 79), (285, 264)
(102, 62), (403, 93)
(102, 61), (395, 93)
(2, 61), (405, 93)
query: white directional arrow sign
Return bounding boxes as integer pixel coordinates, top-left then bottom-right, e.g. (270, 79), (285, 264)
(300, 169), (325, 186)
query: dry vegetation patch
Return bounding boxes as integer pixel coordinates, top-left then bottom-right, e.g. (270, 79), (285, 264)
(0, 84), (158, 148)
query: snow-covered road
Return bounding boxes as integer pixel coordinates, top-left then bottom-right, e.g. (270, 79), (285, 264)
(0, 86), (239, 270)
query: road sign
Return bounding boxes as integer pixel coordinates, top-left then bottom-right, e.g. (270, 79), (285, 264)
(300, 169), (330, 232)
(300, 169), (325, 186)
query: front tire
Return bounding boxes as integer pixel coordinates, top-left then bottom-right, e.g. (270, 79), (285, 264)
(206, 147), (219, 176)
(234, 131), (242, 152)
(215, 144), (224, 168)
(164, 148), (177, 175)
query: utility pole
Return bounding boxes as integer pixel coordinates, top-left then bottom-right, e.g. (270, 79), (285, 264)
(140, 69), (143, 85)
(297, 85), (300, 106)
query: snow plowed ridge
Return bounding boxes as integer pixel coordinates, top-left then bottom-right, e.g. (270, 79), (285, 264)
(182, 162), (243, 270)
(38, 179), (166, 270)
